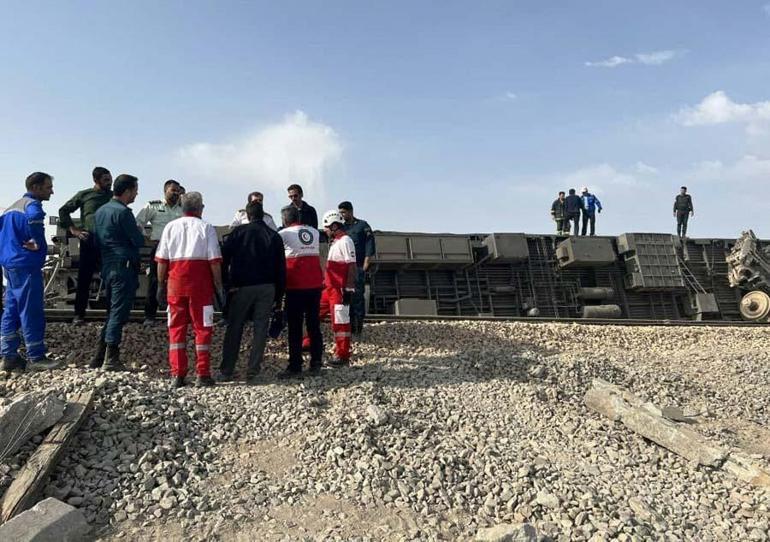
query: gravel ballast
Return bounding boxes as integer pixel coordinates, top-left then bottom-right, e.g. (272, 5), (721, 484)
(1, 320), (769, 541)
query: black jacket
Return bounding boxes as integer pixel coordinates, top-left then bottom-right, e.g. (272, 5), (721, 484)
(223, 220), (286, 301)
(282, 201), (318, 229)
(674, 194), (693, 213)
(565, 194), (584, 214)
(550, 199), (566, 219)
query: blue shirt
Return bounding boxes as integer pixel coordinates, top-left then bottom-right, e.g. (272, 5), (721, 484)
(94, 199), (145, 267)
(342, 218), (375, 267)
(582, 193), (603, 214)
(0, 193), (47, 269)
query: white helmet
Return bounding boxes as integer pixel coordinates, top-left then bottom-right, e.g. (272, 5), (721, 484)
(322, 210), (344, 228)
(580, 186), (589, 193)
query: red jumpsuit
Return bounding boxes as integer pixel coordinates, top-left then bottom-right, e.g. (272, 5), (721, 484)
(155, 215), (222, 378)
(321, 231), (356, 360)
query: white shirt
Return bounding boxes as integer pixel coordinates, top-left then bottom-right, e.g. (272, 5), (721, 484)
(229, 209), (277, 231)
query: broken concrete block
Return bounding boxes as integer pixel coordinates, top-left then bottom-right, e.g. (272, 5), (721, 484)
(475, 523), (537, 542)
(0, 497), (90, 541)
(585, 379), (726, 467)
(0, 391), (65, 458)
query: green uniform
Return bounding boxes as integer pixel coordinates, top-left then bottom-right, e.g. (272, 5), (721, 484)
(135, 200), (183, 241)
(94, 199), (145, 345)
(58, 188), (113, 232)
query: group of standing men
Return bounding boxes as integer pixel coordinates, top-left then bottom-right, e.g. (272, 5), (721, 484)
(0, 169), (375, 388)
(550, 186), (603, 236)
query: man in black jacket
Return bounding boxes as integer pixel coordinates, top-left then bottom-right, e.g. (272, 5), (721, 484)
(550, 191), (568, 235)
(218, 201), (286, 382)
(564, 188), (584, 236)
(673, 186), (694, 238)
(282, 183), (318, 228)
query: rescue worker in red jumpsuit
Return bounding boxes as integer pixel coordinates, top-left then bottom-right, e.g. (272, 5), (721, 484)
(155, 191), (224, 388)
(320, 210), (357, 367)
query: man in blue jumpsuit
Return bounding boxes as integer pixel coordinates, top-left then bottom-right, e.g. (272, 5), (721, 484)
(337, 201), (375, 335)
(90, 175), (144, 371)
(0, 172), (61, 371)
(580, 186), (603, 236)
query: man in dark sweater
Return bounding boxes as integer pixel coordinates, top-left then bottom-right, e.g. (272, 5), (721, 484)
(564, 188), (584, 236)
(58, 167), (113, 324)
(673, 186), (694, 238)
(219, 201), (287, 382)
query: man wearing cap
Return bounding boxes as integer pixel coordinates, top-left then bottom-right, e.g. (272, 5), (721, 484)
(580, 186), (602, 236)
(337, 201), (375, 335)
(135, 179), (183, 326)
(319, 210), (357, 367)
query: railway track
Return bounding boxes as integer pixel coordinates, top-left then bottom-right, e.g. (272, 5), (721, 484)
(43, 309), (767, 327)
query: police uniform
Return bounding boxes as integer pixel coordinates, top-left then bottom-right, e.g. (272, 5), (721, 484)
(135, 200), (183, 320)
(341, 218), (375, 334)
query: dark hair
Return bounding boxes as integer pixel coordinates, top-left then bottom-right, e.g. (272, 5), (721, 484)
(246, 201), (264, 221)
(247, 191), (262, 203)
(568, 188), (576, 195)
(25, 172), (53, 191)
(558, 191), (565, 196)
(681, 186), (687, 190)
(113, 174), (138, 196)
(92, 167), (111, 182)
(178, 185), (186, 193)
(164, 179), (180, 191)
(282, 205), (300, 225)
(338, 201), (353, 211)
(287, 184), (303, 195)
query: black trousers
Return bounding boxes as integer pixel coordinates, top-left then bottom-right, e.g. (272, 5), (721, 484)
(144, 243), (159, 319)
(285, 288), (323, 371)
(676, 212), (690, 237)
(566, 213), (580, 235)
(220, 284), (275, 376)
(74, 236), (101, 318)
(581, 212), (596, 236)
(555, 219), (566, 234)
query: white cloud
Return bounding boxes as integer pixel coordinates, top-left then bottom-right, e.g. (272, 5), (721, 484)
(505, 91), (517, 100)
(764, 3), (770, 16)
(176, 110), (343, 195)
(585, 55), (633, 68)
(689, 155), (770, 184)
(634, 161), (659, 175)
(586, 49), (682, 68)
(676, 91), (770, 126)
(635, 50), (678, 65)
(562, 163), (649, 192)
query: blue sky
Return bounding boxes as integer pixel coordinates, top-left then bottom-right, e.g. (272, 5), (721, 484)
(1, 1), (770, 237)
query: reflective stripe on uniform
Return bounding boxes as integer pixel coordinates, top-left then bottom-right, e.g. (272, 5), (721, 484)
(334, 332), (352, 338)
(169, 343), (186, 350)
(195, 344), (210, 351)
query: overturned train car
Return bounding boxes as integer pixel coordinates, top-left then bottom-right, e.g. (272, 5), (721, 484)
(43, 222), (761, 322)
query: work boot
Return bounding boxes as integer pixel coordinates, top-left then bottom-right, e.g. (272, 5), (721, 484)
(2, 356), (24, 373)
(196, 376), (215, 387)
(172, 375), (186, 389)
(143, 318), (156, 328)
(215, 372), (234, 383)
(277, 368), (303, 380)
(72, 315), (85, 326)
(88, 341), (107, 369)
(327, 358), (350, 368)
(102, 344), (128, 372)
(28, 355), (64, 371)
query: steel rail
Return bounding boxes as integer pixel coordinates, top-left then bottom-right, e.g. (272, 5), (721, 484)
(42, 309), (767, 328)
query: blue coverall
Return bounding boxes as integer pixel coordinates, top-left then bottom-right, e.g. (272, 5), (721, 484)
(0, 193), (48, 363)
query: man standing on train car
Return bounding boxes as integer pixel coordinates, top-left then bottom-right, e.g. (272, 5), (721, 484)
(580, 186), (602, 236)
(673, 186), (694, 239)
(58, 166), (113, 325)
(155, 191), (224, 388)
(0, 172), (61, 371)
